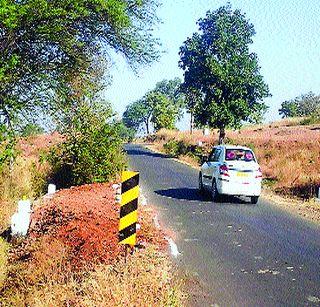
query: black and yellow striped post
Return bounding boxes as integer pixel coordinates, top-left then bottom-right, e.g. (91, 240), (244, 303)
(119, 171), (139, 246)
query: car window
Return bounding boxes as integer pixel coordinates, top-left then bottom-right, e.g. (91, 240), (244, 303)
(225, 149), (255, 162)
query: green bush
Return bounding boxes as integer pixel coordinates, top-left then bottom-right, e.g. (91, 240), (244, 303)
(49, 102), (126, 188)
(0, 125), (16, 172)
(163, 139), (205, 162)
(19, 123), (44, 137)
(186, 144), (205, 163)
(163, 140), (186, 157)
(300, 110), (320, 125)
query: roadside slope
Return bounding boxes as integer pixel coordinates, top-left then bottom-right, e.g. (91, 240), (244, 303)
(0, 182), (185, 306)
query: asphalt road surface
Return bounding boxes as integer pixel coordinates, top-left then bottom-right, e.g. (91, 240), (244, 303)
(125, 144), (320, 307)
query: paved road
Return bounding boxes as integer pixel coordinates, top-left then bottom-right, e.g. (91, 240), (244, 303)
(125, 144), (320, 307)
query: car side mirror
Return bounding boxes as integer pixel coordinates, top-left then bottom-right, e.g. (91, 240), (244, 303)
(201, 155), (208, 164)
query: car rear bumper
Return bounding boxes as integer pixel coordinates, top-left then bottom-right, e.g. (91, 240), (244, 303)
(218, 178), (261, 196)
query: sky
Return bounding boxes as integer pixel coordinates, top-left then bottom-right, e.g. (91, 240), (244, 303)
(104, 0), (320, 130)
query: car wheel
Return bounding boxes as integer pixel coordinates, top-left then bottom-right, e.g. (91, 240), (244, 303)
(211, 179), (220, 202)
(199, 172), (204, 193)
(251, 196), (259, 204)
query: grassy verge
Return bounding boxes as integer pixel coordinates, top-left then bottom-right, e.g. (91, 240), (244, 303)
(0, 158), (48, 233)
(0, 204), (186, 306)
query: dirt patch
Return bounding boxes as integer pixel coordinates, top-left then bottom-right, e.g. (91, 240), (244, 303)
(22, 183), (167, 270)
(27, 183), (120, 269)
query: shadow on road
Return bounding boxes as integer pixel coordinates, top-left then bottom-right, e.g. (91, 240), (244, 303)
(155, 187), (254, 205)
(125, 148), (168, 158)
(155, 188), (209, 201)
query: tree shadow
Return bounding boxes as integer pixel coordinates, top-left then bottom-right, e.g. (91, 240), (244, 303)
(125, 148), (169, 158)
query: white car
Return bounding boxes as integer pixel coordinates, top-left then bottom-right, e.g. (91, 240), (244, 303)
(199, 145), (262, 204)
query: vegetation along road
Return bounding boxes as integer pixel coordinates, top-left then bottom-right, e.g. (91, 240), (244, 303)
(126, 144), (320, 307)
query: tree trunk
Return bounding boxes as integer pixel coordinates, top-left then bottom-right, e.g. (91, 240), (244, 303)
(145, 120), (149, 135)
(219, 126), (226, 144)
(190, 110), (194, 134)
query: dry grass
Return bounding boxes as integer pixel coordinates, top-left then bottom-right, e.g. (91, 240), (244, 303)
(1, 242), (185, 307)
(3, 247), (184, 307)
(0, 192), (186, 307)
(0, 238), (9, 288)
(0, 156), (49, 232)
(81, 246), (184, 307)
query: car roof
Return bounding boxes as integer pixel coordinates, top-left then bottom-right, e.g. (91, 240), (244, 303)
(214, 144), (253, 151)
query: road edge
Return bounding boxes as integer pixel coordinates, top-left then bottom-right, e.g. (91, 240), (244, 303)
(140, 142), (320, 225)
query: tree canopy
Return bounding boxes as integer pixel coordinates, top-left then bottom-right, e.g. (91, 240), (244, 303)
(279, 92), (320, 118)
(179, 5), (270, 143)
(123, 78), (184, 134)
(0, 0), (160, 127)
(122, 96), (153, 134)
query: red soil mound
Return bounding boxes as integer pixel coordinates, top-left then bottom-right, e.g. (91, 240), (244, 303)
(27, 183), (166, 270)
(29, 183), (121, 269)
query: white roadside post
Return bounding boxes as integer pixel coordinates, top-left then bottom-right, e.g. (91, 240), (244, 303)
(11, 199), (32, 236)
(48, 184), (56, 195)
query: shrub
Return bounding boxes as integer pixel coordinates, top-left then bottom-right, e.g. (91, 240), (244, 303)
(0, 125), (16, 172)
(49, 102), (126, 188)
(163, 140), (180, 157)
(163, 140), (187, 157)
(19, 123), (44, 137)
(300, 109), (320, 125)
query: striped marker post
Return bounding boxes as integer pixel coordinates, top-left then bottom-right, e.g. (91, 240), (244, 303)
(119, 171), (139, 246)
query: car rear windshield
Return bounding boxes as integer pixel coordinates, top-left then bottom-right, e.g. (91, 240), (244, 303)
(225, 149), (255, 162)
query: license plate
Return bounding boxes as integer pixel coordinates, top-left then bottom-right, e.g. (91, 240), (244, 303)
(237, 172), (248, 177)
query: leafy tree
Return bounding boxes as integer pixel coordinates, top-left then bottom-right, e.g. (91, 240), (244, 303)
(279, 92), (320, 118)
(278, 100), (299, 118)
(180, 85), (202, 133)
(154, 77), (184, 106)
(296, 92), (320, 116)
(123, 78), (185, 134)
(179, 5), (270, 144)
(147, 92), (181, 131)
(123, 97), (153, 134)
(154, 77), (185, 116)
(0, 0), (160, 166)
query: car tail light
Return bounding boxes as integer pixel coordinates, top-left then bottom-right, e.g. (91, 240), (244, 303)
(219, 164), (230, 177)
(255, 167), (262, 178)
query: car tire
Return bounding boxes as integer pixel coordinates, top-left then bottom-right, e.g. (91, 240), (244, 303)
(199, 172), (204, 193)
(251, 196), (259, 204)
(211, 179), (220, 202)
